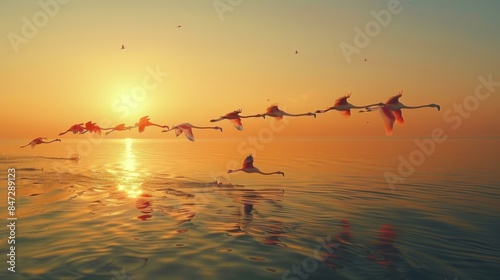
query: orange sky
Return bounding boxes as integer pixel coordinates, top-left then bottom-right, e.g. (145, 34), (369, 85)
(1, 1), (499, 139)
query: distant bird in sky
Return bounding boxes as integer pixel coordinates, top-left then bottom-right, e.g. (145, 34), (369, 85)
(136, 116), (168, 133)
(84, 121), (103, 136)
(227, 155), (284, 176)
(103, 124), (134, 136)
(210, 109), (264, 131)
(315, 94), (383, 117)
(264, 104), (316, 120)
(121, 44), (125, 50)
(162, 123), (222, 141)
(176, 25), (182, 28)
(20, 137), (61, 148)
(382, 91), (441, 125)
(59, 123), (86, 136)
(295, 50), (298, 54)
(364, 58), (367, 62)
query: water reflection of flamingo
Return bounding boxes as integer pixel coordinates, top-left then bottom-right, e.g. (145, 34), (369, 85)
(135, 193), (154, 221)
(368, 224), (401, 268)
(218, 181), (287, 246)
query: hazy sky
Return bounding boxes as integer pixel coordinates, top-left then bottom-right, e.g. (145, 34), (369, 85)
(1, 0), (499, 139)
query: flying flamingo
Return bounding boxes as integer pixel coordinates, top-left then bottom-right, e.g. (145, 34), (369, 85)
(315, 93), (383, 117)
(227, 155), (284, 177)
(136, 116), (169, 133)
(263, 104), (316, 120)
(382, 91), (440, 125)
(162, 123), (222, 142)
(83, 121), (103, 136)
(20, 137), (61, 148)
(59, 123), (86, 136)
(102, 124), (135, 136)
(210, 109), (264, 131)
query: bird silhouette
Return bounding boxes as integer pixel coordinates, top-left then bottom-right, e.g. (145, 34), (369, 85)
(227, 155), (284, 176)
(210, 109), (264, 131)
(20, 137), (61, 148)
(264, 104), (316, 120)
(315, 93), (383, 117)
(136, 116), (168, 133)
(59, 123), (86, 136)
(162, 123), (222, 141)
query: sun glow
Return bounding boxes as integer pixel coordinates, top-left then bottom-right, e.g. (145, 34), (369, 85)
(117, 138), (143, 198)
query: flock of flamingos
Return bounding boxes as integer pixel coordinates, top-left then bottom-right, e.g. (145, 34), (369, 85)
(20, 91), (440, 176)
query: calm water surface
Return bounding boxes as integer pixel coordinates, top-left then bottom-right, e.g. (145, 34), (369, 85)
(0, 138), (499, 280)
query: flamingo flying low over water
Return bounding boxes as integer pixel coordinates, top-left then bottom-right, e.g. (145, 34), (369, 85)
(136, 116), (168, 133)
(103, 124), (135, 136)
(264, 104), (316, 120)
(315, 93), (383, 117)
(20, 137), (61, 148)
(59, 123), (86, 136)
(227, 155), (284, 176)
(210, 109), (264, 131)
(162, 123), (222, 142)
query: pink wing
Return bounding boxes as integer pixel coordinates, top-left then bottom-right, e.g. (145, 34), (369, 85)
(380, 106), (395, 136)
(392, 109), (404, 125)
(242, 155), (254, 168)
(341, 109), (351, 118)
(230, 118), (243, 131)
(180, 126), (195, 141)
(334, 94), (351, 106)
(386, 91), (402, 104)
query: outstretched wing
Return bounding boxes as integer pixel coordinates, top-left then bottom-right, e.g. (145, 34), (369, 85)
(379, 106), (395, 136)
(392, 109), (404, 125)
(230, 118), (243, 131)
(334, 94), (351, 106)
(341, 109), (351, 118)
(266, 104), (279, 114)
(386, 91), (402, 104)
(242, 155), (254, 168)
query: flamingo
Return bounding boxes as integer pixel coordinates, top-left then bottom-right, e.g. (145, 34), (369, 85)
(20, 137), (61, 148)
(263, 104), (316, 120)
(83, 121), (103, 136)
(382, 91), (440, 125)
(210, 109), (264, 131)
(102, 124), (134, 136)
(162, 123), (222, 142)
(227, 155), (284, 177)
(136, 116), (168, 133)
(59, 123), (86, 136)
(315, 93), (383, 117)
